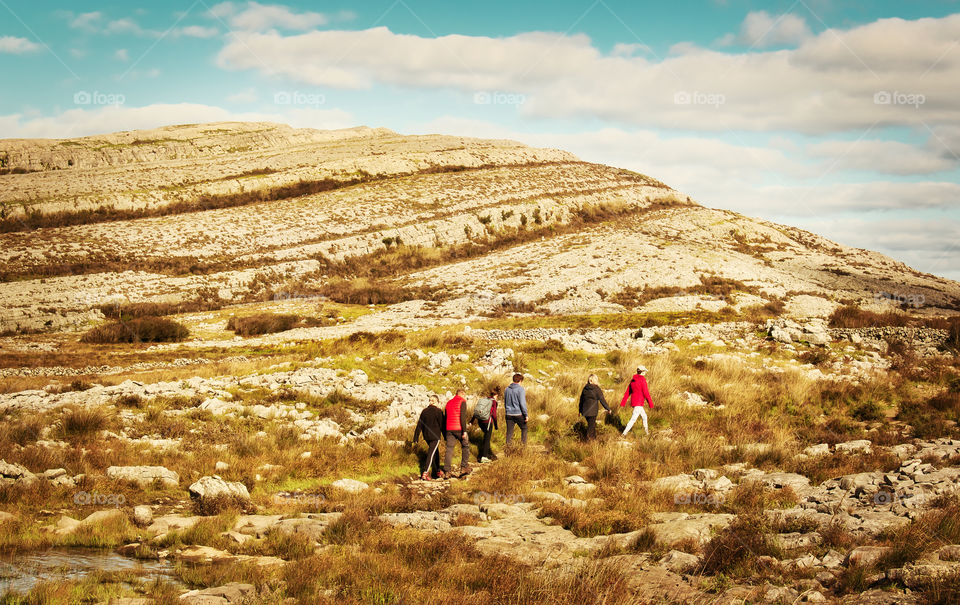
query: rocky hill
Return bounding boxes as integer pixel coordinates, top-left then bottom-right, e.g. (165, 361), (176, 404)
(2, 123), (960, 603)
(1, 122), (958, 336)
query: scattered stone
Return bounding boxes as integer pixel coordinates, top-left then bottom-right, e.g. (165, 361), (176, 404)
(215, 461), (230, 472)
(846, 545), (893, 568)
(132, 505), (153, 528)
(349, 369), (368, 387)
(936, 544), (960, 562)
(330, 478), (369, 493)
(0, 459), (37, 483)
(658, 549), (699, 574)
(179, 582), (257, 605)
(803, 444), (830, 457)
(107, 466), (179, 488)
(835, 440), (873, 455)
(188, 476), (251, 506)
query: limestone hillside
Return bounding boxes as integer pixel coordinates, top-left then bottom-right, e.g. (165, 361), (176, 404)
(1, 121), (958, 335)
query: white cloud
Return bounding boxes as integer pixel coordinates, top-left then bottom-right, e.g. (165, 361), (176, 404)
(106, 18), (150, 36)
(0, 103), (355, 139)
(719, 11), (812, 48)
(69, 12), (102, 31)
(227, 89), (258, 103)
(216, 15), (960, 134)
(611, 42), (651, 57)
(209, 1), (335, 31)
(0, 36), (41, 54)
(806, 139), (958, 175)
(177, 25), (219, 38)
(114, 48), (129, 62)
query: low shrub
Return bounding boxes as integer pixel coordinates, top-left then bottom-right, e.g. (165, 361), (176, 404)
(829, 305), (910, 328)
(316, 278), (441, 305)
(225, 313), (327, 336)
(80, 317), (189, 343)
(59, 406), (112, 441)
(698, 514), (780, 576)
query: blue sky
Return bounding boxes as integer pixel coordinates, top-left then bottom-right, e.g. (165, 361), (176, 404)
(1, 0), (959, 280)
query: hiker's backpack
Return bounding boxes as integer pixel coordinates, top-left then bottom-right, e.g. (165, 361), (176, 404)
(473, 397), (494, 423)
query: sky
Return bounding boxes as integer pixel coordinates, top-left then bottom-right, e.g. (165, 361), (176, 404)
(1, 0), (958, 280)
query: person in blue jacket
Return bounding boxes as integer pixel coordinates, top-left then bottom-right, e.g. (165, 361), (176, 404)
(503, 373), (528, 449)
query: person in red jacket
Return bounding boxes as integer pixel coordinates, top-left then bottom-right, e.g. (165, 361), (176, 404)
(620, 366), (653, 436)
(444, 389), (471, 477)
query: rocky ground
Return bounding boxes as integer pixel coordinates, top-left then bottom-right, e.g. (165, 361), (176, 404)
(2, 122), (960, 603)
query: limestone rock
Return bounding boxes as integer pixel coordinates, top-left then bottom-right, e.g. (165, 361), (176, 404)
(658, 549), (699, 574)
(331, 478), (369, 493)
(188, 476), (250, 505)
(179, 582), (256, 605)
(107, 465), (179, 488)
(132, 505), (153, 528)
(846, 545), (892, 567)
(835, 440), (873, 455)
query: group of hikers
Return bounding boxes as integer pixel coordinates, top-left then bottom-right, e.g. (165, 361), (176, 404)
(411, 367), (654, 480)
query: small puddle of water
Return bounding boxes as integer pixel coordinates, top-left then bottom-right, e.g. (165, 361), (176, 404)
(0, 548), (182, 595)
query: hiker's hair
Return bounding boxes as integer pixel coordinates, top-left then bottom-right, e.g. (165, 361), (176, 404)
(512, 373), (523, 383)
(456, 388), (466, 395)
(429, 394), (439, 404)
(490, 385), (502, 397)
(588, 373), (599, 385)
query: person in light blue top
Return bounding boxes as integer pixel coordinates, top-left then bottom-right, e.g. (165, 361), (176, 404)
(503, 373), (528, 448)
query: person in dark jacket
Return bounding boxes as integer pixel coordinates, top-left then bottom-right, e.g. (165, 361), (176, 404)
(413, 394), (445, 480)
(578, 374), (610, 440)
(472, 386), (500, 462)
(444, 389), (471, 477)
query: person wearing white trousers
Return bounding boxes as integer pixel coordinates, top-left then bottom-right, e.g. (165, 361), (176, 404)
(619, 366), (653, 436)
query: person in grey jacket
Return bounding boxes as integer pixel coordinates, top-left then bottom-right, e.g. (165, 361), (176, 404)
(578, 374), (610, 440)
(503, 373), (528, 448)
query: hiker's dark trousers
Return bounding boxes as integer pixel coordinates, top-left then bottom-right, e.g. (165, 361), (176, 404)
(479, 423), (494, 460)
(421, 439), (441, 475)
(585, 415), (598, 440)
(505, 415), (527, 447)
(444, 430), (469, 472)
